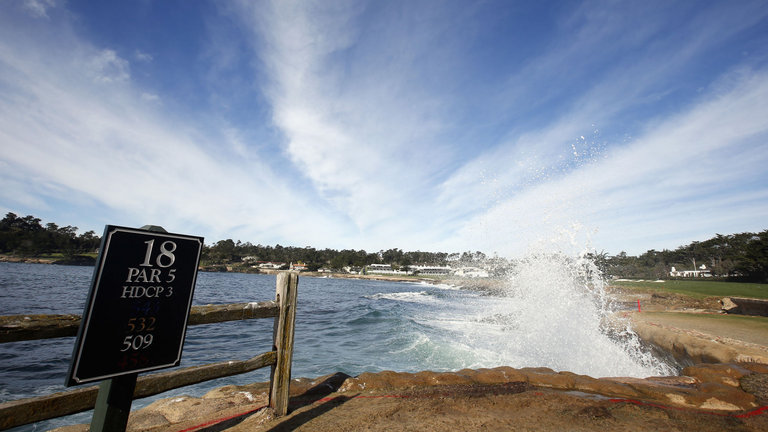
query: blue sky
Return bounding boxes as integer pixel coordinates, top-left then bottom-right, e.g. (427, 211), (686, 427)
(1, 0), (767, 257)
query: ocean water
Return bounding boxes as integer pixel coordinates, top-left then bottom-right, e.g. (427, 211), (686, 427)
(0, 260), (675, 431)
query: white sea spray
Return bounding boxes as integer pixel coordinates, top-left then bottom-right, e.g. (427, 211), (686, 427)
(387, 249), (677, 378)
(486, 250), (675, 377)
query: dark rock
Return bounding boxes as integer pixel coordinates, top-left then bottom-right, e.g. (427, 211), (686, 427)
(577, 405), (614, 419)
(721, 297), (768, 317)
(741, 373), (768, 404)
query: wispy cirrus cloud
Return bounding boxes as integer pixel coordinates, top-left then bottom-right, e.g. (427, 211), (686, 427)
(21, 0), (55, 19)
(446, 67), (768, 256)
(221, 0), (768, 254)
(88, 49), (131, 83)
(229, 1), (466, 240)
(1, 0), (766, 256)
(0, 5), (347, 246)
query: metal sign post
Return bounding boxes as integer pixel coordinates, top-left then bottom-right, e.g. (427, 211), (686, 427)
(66, 225), (203, 432)
(90, 373), (138, 432)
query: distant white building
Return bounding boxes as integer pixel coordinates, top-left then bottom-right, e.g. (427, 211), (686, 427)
(257, 262), (285, 270)
(453, 266), (490, 278)
(670, 264), (712, 278)
(290, 262), (308, 271)
(411, 265), (452, 275)
(343, 266), (363, 274)
(366, 264), (410, 275)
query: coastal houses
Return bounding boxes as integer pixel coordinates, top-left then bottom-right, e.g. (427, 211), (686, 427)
(342, 266), (363, 274)
(362, 263), (491, 277)
(669, 264), (712, 278)
(366, 263), (410, 275)
(256, 261), (287, 270)
(410, 265), (452, 275)
(290, 261), (308, 271)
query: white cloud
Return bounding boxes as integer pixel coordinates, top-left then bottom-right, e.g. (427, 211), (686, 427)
(141, 92), (160, 103)
(2, 1), (766, 255)
(445, 69), (768, 256)
(0, 7), (349, 247)
(230, 0), (461, 240)
(22, 0), (55, 19)
(89, 49), (131, 83)
(439, 1), (768, 219)
(134, 50), (153, 63)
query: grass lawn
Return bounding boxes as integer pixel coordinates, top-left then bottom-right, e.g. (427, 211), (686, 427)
(611, 279), (768, 299)
(637, 311), (768, 345)
(644, 311), (768, 326)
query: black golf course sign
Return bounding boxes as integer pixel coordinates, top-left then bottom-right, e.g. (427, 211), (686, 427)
(67, 225), (203, 386)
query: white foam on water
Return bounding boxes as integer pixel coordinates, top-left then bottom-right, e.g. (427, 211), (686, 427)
(405, 280), (461, 291)
(366, 291), (437, 304)
(430, 282), (462, 291)
(388, 332), (431, 355)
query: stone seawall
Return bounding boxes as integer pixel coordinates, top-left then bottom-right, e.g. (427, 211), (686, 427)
(721, 297), (768, 317)
(629, 312), (768, 365)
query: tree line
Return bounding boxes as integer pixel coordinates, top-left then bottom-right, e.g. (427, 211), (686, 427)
(200, 233), (768, 282)
(1, 212), (766, 282)
(596, 230), (768, 283)
(0, 213), (100, 257)
(202, 238), (490, 271)
(0, 213), (485, 270)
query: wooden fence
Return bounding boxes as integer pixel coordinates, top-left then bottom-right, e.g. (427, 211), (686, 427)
(0, 272), (298, 431)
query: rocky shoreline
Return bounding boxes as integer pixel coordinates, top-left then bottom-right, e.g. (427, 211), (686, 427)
(46, 281), (768, 431)
(52, 362), (768, 431)
(0, 254), (56, 264)
(0, 254), (95, 266)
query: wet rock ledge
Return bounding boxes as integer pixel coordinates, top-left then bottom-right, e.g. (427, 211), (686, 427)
(52, 363), (768, 432)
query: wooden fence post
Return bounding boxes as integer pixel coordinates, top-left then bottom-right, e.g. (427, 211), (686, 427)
(269, 272), (298, 416)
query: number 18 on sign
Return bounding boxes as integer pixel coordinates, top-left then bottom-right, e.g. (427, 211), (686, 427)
(67, 226), (203, 386)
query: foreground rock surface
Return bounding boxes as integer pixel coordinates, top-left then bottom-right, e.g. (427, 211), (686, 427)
(52, 363), (768, 432)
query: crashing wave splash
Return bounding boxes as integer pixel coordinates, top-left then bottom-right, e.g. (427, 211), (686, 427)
(387, 251), (678, 378)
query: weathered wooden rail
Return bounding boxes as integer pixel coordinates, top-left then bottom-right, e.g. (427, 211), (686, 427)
(0, 301), (280, 343)
(0, 272), (298, 431)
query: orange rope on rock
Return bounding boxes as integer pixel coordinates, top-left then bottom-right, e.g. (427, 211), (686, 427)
(176, 405), (267, 432)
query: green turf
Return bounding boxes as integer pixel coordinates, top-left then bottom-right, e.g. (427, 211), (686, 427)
(644, 311), (768, 325)
(612, 279), (768, 299)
